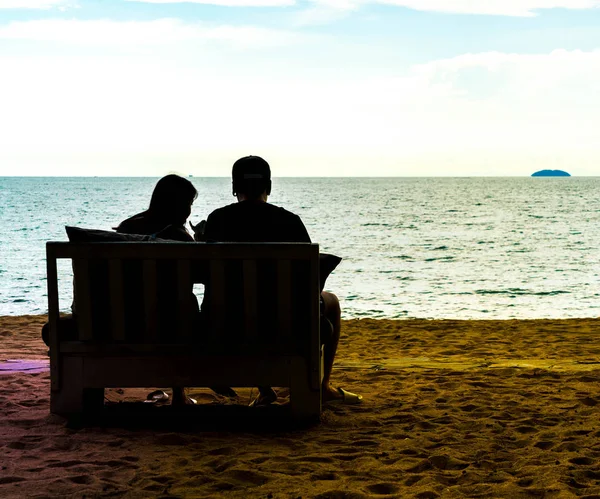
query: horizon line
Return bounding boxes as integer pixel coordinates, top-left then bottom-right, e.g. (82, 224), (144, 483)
(1, 175), (594, 179)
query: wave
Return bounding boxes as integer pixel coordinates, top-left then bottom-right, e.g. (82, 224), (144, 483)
(475, 289), (570, 297)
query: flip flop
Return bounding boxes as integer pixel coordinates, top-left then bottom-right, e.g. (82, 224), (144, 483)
(249, 391), (278, 407)
(172, 396), (198, 406)
(144, 390), (170, 404)
(326, 388), (363, 405)
(210, 386), (239, 398)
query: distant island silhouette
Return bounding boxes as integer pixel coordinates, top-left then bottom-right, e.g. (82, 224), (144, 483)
(531, 170), (571, 177)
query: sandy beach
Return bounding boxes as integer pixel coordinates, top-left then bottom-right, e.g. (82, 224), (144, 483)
(2, 315), (600, 498)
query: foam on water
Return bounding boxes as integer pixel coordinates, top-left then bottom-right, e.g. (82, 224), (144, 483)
(1, 176), (599, 319)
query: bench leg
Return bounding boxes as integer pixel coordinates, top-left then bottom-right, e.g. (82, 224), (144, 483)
(51, 357), (104, 417)
(289, 360), (321, 421)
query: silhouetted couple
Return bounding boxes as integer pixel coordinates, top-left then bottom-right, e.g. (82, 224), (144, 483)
(129, 156), (360, 406)
(46, 156), (362, 407)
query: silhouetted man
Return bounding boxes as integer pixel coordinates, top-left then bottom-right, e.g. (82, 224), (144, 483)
(203, 156), (361, 406)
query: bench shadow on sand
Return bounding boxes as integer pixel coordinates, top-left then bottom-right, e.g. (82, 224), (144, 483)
(65, 401), (321, 433)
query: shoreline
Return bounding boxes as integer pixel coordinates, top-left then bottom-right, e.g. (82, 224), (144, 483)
(2, 314), (600, 497)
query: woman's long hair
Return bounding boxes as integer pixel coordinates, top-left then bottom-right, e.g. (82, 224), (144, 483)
(147, 174), (198, 226)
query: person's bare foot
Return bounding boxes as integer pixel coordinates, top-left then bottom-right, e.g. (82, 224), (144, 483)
(323, 386), (362, 404)
(323, 385), (343, 402)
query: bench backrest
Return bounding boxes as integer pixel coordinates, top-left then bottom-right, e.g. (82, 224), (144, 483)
(46, 242), (321, 355)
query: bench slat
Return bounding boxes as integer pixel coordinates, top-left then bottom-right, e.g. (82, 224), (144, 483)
(143, 260), (158, 342)
(73, 259), (93, 341)
(209, 260), (226, 340)
(277, 260), (292, 343)
(177, 260), (193, 342)
(49, 242), (317, 261)
(46, 245), (60, 390)
(309, 253), (321, 390)
(109, 259), (126, 341)
(243, 260), (258, 341)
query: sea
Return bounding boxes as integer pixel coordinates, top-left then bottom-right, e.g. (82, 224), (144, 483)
(0, 176), (598, 320)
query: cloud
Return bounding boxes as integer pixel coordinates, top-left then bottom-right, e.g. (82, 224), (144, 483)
(404, 49), (600, 158)
(126, 0), (294, 5)
(290, 0), (600, 27)
(412, 48), (600, 98)
(124, 0), (600, 17)
(0, 18), (300, 49)
(376, 0), (600, 17)
(294, 0), (600, 18)
(1, 46), (599, 175)
(0, 0), (71, 8)
(292, 0), (360, 25)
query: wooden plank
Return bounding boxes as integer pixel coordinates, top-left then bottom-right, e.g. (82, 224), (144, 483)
(143, 260), (158, 342)
(277, 260), (292, 344)
(243, 259), (258, 341)
(177, 260), (193, 342)
(49, 242), (318, 262)
(290, 357), (321, 421)
(108, 259), (126, 341)
(309, 249), (322, 390)
(73, 259), (93, 341)
(58, 342), (268, 354)
(80, 355), (297, 388)
(50, 357), (84, 416)
(208, 260), (226, 341)
(60, 342), (192, 354)
(46, 244), (61, 391)
(202, 243), (317, 261)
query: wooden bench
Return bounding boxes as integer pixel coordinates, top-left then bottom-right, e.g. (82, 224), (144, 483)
(46, 242), (323, 421)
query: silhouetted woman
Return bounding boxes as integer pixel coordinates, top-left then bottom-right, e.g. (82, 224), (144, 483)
(116, 174), (197, 241)
(116, 175), (198, 405)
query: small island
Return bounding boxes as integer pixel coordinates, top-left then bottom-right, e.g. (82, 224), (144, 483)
(531, 170), (571, 177)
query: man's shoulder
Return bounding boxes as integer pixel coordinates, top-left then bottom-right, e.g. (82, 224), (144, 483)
(210, 201), (300, 218)
(207, 203), (238, 219)
(205, 201), (310, 242)
(263, 203), (302, 220)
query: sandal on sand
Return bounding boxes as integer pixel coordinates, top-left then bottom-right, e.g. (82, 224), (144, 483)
(210, 386), (239, 398)
(249, 391), (278, 408)
(172, 396), (198, 406)
(326, 388), (363, 405)
(144, 390), (170, 404)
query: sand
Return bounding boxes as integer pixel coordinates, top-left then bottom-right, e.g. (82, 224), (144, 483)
(1, 315), (600, 498)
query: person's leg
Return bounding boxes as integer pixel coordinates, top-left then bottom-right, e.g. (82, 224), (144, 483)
(171, 386), (197, 405)
(250, 293), (344, 407)
(42, 322), (50, 347)
(42, 316), (78, 348)
(320, 291), (343, 402)
(250, 386), (278, 407)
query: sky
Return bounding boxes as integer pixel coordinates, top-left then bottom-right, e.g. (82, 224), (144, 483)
(0, 1), (599, 176)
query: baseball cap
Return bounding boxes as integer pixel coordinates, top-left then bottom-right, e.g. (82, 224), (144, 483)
(232, 156), (271, 182)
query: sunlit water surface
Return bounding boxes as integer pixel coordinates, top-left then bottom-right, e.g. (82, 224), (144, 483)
(1, 177), (598, 319)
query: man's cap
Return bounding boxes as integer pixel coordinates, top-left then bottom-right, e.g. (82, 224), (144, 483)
(232, 156), (271, 181)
